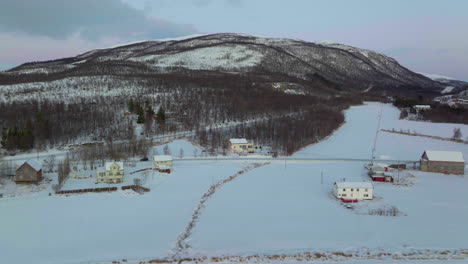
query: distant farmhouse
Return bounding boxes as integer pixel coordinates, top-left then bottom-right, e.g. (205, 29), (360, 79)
(229, 138), (254, 154)
(420, 150), (465, 175)
(96, 162), (124, 183)
(334, 182), (373, 202)
(153, 155), (173, 172)
(15, 159), (42, 184)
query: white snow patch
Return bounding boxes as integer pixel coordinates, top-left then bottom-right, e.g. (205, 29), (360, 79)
(130, 45), (263, 70)
(441, 86), (455, 94)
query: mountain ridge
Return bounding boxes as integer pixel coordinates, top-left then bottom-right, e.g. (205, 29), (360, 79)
(2, 33), (447, 94)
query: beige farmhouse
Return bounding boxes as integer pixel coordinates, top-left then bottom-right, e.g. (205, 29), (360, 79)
(334, 182), (373, 200)
(229, 138), (254, 154)
(420, 150), (465, 175)
(96, 162), (124, 183)
(153, 155), (173, 169)
(15, 159), (42, 184)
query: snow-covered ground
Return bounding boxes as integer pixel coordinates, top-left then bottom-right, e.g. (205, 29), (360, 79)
(0, 103), (467, 264)
(0, 161), (247, 264)
(188, 103), (468, 258)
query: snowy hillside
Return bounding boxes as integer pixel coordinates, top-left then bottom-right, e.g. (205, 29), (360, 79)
(2, 33), (442, 93)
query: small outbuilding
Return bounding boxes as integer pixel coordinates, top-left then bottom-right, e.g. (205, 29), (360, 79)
(153, 155), (173, 169)
(420, 150), (465, 175)
(334, 182), (373, 201)
(229, 138), (254, 154)
(15, 159), (43, 183)
(414, 105), (431, 111)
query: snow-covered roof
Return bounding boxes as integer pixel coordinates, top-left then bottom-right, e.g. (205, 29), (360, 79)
(229, 138), (248, 144)
(24, 159), (42, 171)
(153, 155), (173, 162)
(423, 151), (465, 162)
(414, 105), (431, 109)
(336, 182), (373, 189)
(105, 162), (124, 171)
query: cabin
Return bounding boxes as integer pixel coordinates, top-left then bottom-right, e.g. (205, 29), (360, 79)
(420, 150), (465, 175)
(15, 159), (43, 184)
(153, 155), (173, 169)
(334, 182), (373, 202)
(96, 162), (124, 183)
(229, 138), (254, 154)
(414, 105), (431, 112)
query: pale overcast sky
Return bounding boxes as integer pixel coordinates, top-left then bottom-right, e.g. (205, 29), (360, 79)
(1, 0), (467, 80)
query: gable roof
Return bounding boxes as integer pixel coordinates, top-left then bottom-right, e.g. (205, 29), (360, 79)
(21, 159), (42, 172)
(153, 155), (173, 162)
(105, 162), (124, 171)
(423, 150), (465, 162)
(229, 138), (248, 144)
(336, 182), (373, 189)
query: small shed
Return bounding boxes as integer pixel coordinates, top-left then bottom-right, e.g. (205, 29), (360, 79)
(334, 182), (373, 201)
(420, 150), (465, 175)
(15, 159), (43, 183)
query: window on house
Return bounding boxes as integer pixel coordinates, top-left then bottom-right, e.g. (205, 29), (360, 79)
(342, 194), (347, 197)
(342, 188), (346, 192)
(365, 189), (368, 192)
(356, 188), (359, 191)
(351, 189), (354, 191)
(364, 194), (369, 197)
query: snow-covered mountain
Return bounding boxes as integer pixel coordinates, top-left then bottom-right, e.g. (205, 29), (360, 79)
(2, 33), (443, 94)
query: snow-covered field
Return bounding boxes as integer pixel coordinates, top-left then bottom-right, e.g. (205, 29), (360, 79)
(0, 103), (467, 264)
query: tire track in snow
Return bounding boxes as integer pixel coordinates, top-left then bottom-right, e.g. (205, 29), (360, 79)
(172, 162), (269, 257)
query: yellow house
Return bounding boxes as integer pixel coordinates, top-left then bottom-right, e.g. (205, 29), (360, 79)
(153, 155), (173, 169)
(96, 162), (124, 183)
(229, 138), (254, 154)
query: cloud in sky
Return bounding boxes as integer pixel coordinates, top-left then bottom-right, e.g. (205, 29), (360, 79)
(0, 0), (197, 69)
(0, 0), (196, 40)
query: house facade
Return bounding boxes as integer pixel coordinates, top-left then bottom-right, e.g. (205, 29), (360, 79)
(15, 159), (42, 183)
(229, 138), (254, 154)
(96, 162), (124, 183)
(334, 182), (373, 201)
(153, 155), (173, 169)
(420, 150), (465, 175)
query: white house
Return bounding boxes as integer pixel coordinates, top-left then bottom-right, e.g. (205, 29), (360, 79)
(153, 155), (173, 169)
(334, 182), (374, 201)
(96, 162), (124, 183)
